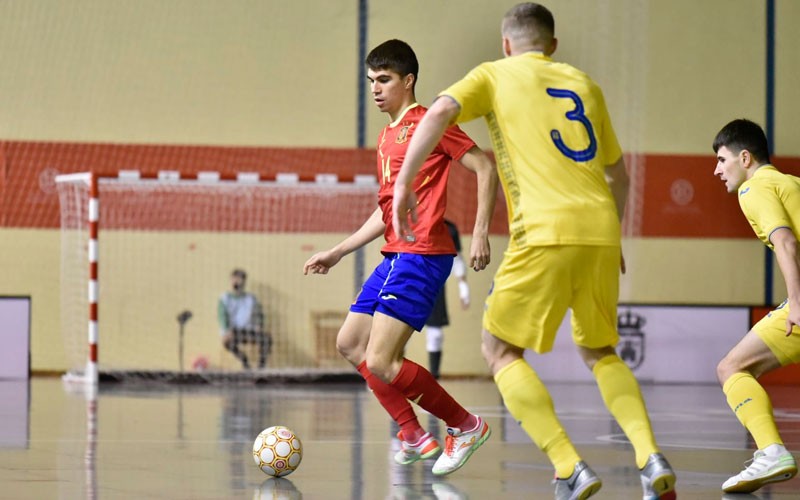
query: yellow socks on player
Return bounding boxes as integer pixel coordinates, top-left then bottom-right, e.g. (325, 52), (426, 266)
(723, 372), (783, 450)
(592, 354), (658, 468)
(495, 358), (580, 478)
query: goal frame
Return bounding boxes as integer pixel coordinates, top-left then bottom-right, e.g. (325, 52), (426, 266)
(55, 169), (377, 385)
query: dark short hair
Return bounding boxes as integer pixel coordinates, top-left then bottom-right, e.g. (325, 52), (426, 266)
(502, 2), (555, 41)
(365, 39), (418, 88)
(712, 119), (770, 164)
(231, 268), (247, 279)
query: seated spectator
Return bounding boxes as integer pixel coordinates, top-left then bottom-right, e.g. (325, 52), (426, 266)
(218, 268), (271, 369)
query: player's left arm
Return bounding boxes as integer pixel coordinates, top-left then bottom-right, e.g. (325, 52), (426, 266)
(458, 145), (498, 271)
(605, 155), (629, 273)
(605, 155), (629, 223)
(770, 227), (800, 335)
(394, 96), (461, 240)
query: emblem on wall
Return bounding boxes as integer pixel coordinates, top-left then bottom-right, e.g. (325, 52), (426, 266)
(617, 309), (646, 371)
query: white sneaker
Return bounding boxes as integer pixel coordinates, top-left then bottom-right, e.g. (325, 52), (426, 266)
(431, 416), (490, 476)
(394, 431), (441, 465)
(722, 448), (797, 493)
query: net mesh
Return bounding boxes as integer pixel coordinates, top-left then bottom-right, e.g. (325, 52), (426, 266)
(56, 175), (379, 383)
(567, 0), (648, 298)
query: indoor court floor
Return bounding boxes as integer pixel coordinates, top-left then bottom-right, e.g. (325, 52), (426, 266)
(0, 377), (798, 499)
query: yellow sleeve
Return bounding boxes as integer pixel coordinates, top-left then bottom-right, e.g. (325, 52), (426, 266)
(739, 183), (793, 247)
(439, 63), (494, 124)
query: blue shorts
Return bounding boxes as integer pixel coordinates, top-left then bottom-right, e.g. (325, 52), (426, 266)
(350, 253), (453, 332)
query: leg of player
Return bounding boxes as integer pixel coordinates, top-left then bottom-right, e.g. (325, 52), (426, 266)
(482, 329), (601, 499)
(579, 345), (676, 500)
(368, 312), (489, 476)
(336, 311), (437, 465)
(426, 326), (444, 379)
(717, 330), (798, 493)
(256, 331), (271, 369)
(224, 330), (249, 369)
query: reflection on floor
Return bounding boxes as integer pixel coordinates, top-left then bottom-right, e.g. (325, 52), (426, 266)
(0, 378), (798, 499)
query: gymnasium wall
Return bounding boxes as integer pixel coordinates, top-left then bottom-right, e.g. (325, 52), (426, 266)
(1, 0), (799, 374)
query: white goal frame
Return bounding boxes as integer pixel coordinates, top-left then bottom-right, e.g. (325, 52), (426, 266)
(56, 170), (378, 385)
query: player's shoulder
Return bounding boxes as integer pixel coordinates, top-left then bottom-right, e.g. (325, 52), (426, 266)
(410, 104), (428, 117)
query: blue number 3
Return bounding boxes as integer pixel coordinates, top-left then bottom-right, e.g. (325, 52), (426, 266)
(546, 88), (597, 162)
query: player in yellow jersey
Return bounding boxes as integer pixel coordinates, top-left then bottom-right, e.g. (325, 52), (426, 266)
(392, 4), (676, 499)
(712, 118), (798, 493)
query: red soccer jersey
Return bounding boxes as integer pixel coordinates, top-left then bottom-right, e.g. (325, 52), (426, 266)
(376, 103), (476, 254)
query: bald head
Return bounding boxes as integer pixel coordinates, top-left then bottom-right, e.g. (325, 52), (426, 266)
(501, 3), (556, 55)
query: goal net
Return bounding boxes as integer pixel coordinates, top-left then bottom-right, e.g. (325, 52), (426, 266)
(56, 171), (379, 383)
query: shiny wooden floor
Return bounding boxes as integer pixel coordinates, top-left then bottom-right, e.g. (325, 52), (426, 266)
(0, 377), (798, 499)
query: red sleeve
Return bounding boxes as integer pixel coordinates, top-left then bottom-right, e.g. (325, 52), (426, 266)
(436, 124), (476, 161)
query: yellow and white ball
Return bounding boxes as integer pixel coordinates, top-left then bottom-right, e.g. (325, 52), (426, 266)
(252, 426), (303, 477)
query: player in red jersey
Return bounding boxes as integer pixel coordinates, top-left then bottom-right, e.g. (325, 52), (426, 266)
(304, 39), (497, 476)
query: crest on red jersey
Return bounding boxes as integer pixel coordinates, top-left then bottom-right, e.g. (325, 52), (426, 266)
(395, 124), (413, 144)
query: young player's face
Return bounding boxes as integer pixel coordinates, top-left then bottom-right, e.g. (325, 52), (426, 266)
(714, 146), (748, 193)
(367, 68), (410, 117)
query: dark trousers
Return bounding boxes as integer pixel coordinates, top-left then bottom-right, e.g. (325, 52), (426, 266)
(224, 328), (272, 369)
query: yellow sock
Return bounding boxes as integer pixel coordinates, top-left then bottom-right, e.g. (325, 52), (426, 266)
(495, 358), (580, 478)
(593, 355), (658, 468)
(723, 372), (783, 449)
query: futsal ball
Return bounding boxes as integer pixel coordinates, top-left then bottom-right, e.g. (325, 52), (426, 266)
(252, 426), (303, 477)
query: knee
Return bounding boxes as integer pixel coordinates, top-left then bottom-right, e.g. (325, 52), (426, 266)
(365, 355), (394, 383)
(481, 330), (520, 375)
(577, 345), (617, 370)
(336, 337), (360, 364)
(336, 333), (366, 366)
(480, 340), (496, 369)
(716, 356), (738, 386)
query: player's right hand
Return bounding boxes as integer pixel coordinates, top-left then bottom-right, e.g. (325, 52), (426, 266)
(303, 250), (341, 275)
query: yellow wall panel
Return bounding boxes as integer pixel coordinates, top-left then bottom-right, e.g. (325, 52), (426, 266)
(775, 0), (800, 156)
(644, 0), (766, 154)
(0, 0), (359, 146)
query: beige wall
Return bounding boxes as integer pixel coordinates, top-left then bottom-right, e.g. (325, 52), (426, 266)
(775, 0), (800, 155)
(1, 0), (798, 373)
(2, 1), (795, 154)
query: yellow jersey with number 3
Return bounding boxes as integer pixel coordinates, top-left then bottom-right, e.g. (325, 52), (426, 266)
(441, 52), (622, 249)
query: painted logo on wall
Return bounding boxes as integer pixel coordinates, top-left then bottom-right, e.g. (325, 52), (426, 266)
(617, 309), (646, 371)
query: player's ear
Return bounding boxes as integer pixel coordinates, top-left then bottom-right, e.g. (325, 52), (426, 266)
(404, 73), (414, 90)
(740, 149), (752, 167)
(502, 36), (511, 57)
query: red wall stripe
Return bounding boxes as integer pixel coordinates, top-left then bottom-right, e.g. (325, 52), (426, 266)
(2, 140), (799, 238)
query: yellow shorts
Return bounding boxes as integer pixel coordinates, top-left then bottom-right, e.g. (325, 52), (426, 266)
(483, 245), (620, 353)
(753, 300), (800, 365)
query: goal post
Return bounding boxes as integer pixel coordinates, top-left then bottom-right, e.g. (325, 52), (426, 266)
(56, 170), (379, 383)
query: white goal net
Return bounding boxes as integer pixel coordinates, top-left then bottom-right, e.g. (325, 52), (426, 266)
(56, 172), (379, 383)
